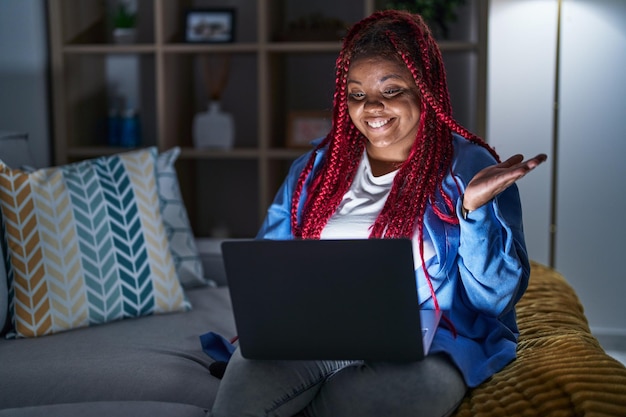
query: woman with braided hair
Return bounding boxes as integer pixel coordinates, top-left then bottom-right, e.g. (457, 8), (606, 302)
(210, 9), (546, 417)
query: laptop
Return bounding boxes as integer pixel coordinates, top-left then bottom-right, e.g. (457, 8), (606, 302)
(221, 238), (441, 362)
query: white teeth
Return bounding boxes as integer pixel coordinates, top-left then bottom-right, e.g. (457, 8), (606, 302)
(367, 119), (390, 128)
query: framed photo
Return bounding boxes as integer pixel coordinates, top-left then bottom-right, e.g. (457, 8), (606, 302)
(184, 9), (236, 43)
(287, 111), (332, 148)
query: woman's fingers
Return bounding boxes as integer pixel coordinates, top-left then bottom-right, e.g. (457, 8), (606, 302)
(463, 153), (548, 211)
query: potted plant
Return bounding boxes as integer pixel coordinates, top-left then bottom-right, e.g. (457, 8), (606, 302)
(111, 1), (137, 44)
(381, 0), (466, 39)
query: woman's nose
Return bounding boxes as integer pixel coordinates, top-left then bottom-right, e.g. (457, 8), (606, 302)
(364, 99), (384, 112)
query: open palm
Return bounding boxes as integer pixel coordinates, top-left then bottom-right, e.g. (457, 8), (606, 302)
(463, 153), (548, 212)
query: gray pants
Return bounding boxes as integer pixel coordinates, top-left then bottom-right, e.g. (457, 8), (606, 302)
(210, 348), (467, 417)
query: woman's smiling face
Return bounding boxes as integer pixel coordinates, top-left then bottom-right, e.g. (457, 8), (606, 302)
(346, 56), (422, 160)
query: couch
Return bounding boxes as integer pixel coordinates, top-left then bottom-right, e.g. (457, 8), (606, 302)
(1, 146), (625, 416)
(0, 248), (235, 417)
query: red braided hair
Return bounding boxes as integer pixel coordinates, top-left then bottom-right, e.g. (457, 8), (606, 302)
(291, 10), (498, 250)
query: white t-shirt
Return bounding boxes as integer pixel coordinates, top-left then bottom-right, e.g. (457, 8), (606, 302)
(321, 152), (435, 268)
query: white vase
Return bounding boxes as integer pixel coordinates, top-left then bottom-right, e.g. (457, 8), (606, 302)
(193, 101), (235, 149)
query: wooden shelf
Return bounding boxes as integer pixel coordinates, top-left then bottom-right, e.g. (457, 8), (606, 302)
(48, 0), (487, 238)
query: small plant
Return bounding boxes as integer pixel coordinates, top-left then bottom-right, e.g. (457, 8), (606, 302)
(112, 1), (137, 29)
(383, 0), (466, 38)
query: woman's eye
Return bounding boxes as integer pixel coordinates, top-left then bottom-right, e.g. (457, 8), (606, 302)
(384, 88), (403, 96)
(349, 92), (365, 100)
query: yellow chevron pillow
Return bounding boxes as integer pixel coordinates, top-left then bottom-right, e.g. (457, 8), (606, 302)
(0, 147), (190, 338)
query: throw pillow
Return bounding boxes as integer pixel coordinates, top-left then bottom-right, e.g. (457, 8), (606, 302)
(0, 147), (190, 338)
(156, 148), (207, 288)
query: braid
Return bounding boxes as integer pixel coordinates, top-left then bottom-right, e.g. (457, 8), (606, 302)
(292, 10), (498, 242)
(294, 49), (366, 238)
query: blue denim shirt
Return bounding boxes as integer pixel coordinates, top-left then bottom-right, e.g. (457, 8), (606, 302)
(256, 134), (530, 387)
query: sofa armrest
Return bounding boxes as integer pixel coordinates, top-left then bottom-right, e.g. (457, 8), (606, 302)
(452, 261), (626, 417)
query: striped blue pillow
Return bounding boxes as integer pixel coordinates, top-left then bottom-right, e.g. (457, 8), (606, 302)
(0, 147), (190, 338)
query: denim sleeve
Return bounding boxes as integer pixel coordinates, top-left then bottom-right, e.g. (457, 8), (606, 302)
(448, 136), (530, 318)
(455, 181), (530, 317)
(256, 150), (316, 240)
(256, 178), (293, 240)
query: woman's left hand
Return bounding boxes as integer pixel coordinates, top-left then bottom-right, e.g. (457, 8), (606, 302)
(463, 153), (548, 212)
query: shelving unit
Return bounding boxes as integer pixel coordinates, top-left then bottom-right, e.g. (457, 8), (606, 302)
(47, 0), (487, 238)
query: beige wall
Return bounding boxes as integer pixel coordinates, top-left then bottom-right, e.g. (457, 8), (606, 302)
(488, 0), (626, 338)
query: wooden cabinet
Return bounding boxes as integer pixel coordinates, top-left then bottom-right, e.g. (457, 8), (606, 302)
(47, 0), (487, 238)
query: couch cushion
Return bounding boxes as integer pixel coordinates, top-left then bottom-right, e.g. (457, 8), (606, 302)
(0, 285), (236, 410)
(195, 238), (254, 287)
(0, 148), (190, 338)
(157, 148), (207, 288)
(452, 261), (626, 417)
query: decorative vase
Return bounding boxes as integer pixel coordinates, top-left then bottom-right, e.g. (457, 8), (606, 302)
(193, 101), (235, 149)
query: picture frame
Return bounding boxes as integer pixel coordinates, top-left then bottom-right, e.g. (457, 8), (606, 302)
(287, 111), (332, 148)
(184, 8), (236, 43)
